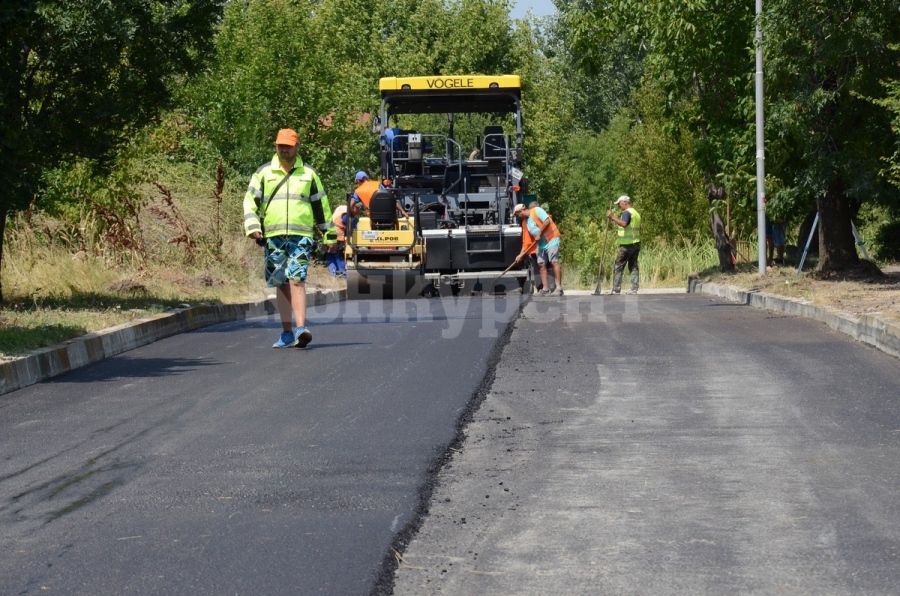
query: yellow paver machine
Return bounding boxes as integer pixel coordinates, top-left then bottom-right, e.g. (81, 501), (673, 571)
(346, 75), (533, 299)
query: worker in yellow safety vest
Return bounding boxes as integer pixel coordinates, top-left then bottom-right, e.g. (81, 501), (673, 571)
(244, 128), (334, 348)
(606, 195), (642, 295)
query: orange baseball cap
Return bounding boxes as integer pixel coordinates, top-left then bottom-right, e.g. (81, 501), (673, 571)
(275, 128), (299, 146)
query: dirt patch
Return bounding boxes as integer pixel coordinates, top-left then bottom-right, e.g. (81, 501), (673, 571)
(306, 265), (347, 292)
(702, 263), (900, 322)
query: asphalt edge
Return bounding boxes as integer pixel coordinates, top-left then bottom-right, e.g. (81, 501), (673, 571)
(0, 289), (346, 397)
(688, 278), (900, 360)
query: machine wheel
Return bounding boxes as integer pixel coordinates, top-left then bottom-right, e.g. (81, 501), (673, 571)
(422, 282), (440, 298)
(437, 282), (462, 298)
(346, 269), (424, 300)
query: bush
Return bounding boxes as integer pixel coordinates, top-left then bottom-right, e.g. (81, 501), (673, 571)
(874, 220), (900, 262)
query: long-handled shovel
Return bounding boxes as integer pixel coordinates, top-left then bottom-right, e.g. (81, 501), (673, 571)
(491, 234), (540, 287)
(592, 203), (615, 295)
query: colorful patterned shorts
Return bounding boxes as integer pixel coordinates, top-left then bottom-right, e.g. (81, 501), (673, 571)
(264, 235), (314, 287)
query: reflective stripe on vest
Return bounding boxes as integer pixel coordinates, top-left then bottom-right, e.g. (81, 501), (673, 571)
(530, 209), (560, 242)
(242, 155), (333, 238)
(616, 207), (641, 245)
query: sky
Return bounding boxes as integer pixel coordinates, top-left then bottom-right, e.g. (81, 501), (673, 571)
(509, 0), (557, 20)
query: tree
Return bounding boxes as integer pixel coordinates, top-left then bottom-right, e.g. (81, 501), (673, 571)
(0, 0), (224, 301)
(558, 0), (643, 133)
(564, 0), (757, 260)
(180, 0), (359, 177)
(621, 82), (709, 244)
(762, 0), (900, 270)
(370, 0), (517, 77)
(179, 0), (523, 194)
(565, 0), (900, 272)
(876, 53), (900, 190)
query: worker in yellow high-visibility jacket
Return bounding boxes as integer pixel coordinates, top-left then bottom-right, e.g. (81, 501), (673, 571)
(606, 195), (642, 295)
(244, 128), (334, 348)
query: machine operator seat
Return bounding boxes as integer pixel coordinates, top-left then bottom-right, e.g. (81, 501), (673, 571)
(368, 189), (398, 230)
(482, 126), (507, 161)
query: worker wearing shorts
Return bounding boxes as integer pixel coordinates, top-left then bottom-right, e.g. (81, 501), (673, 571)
(244, 128), (334, 348)
(514, 203), (563, 296)
(765, 219), (786, 265)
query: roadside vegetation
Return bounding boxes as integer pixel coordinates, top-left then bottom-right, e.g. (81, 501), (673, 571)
(2, 1), (899, 356)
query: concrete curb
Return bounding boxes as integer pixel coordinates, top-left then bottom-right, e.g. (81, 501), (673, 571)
(688, 279), (900, 360)
(0, 289), (345, 397)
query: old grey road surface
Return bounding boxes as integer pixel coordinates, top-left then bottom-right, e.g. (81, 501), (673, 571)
(0, 297), (522, 595)
(391, 293), (900, 596)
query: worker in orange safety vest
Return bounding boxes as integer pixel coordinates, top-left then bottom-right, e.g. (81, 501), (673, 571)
(514, 202), (563, 296)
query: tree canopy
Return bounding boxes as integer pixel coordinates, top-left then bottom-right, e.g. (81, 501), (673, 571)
(0, 0), (224, 300)
(565, 0), (900, 270)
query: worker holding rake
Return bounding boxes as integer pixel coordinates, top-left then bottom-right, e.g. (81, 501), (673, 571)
(607, 195), (642, 295)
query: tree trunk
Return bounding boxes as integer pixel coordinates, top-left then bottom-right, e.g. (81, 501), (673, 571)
(710, 210), (734, 272)
(816, 178), (859, 272)
(0, 207), (6, 303)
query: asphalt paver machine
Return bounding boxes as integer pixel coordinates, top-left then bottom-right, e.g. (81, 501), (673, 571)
(345, 75), (532, 298)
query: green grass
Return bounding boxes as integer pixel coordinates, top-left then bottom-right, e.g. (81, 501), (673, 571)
(564, 234), (720, 290)
(1, 229), (722, 357)
(0, 165), (272, 357)
(0, 296), (173, 355)
(0, 281), (261, 357)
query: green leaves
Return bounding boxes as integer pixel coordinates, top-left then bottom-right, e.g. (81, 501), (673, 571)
(761, 0), (900, 230)
(557, 0), (900, 270)
(0, 0), (224, 212)
(0, 0), (225, 300)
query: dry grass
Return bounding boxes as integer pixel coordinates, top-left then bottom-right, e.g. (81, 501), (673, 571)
(701, 261), (900, 322)
(0, 163), (347, 357)
(0, 252), (343, 357)
(566, 235), (720, 290)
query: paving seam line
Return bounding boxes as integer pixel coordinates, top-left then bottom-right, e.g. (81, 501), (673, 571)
(0, 290), (346, 397)
(688, 279), (900, 360)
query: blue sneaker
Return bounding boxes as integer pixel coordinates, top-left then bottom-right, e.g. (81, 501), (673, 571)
(294, 326), (313, 349)
(273, 331), (297, 348)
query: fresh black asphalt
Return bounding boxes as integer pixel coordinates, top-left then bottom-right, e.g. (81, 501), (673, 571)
(0, 296), (523, 595)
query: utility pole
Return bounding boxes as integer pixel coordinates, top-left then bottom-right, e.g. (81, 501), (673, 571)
(756, 0), (767, 274)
